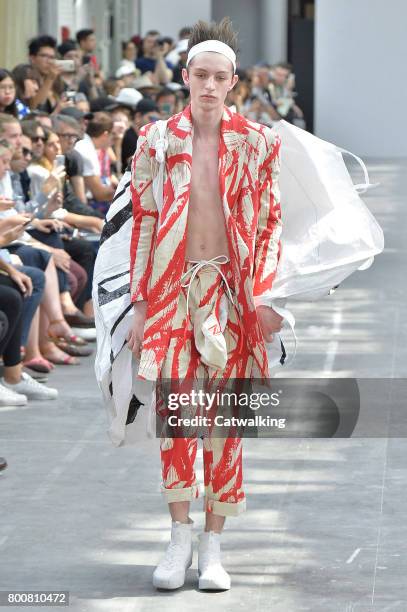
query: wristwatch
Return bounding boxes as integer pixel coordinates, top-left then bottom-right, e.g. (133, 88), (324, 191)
(51, 208), (68, 220)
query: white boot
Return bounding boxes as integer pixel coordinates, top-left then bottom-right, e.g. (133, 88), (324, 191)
(152, 518), (193, 589)
(198, 530), (231, 590)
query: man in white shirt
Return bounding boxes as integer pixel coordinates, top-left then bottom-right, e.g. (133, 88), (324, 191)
(74, 112), (115, 204)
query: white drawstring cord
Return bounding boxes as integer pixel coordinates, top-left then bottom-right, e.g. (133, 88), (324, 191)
(180, 255), (234, 320)
(337, 147), (380, 194)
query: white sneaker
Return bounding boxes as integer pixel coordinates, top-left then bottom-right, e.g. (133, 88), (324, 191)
(198, 530), (231, 590)
(0, 382), (27, 406)
(71, 327), (96, 341)
(152, 518), (194, 589)
(1, 373), (58, 400)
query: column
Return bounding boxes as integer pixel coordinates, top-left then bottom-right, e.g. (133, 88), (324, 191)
(260, 0), (288, 65)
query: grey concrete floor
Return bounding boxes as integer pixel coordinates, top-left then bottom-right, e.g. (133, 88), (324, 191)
(1, 159), (406, 612)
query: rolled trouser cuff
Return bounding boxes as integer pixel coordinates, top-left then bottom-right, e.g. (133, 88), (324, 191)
(204, 496), (246, 517)
(161, 482), (200, 503)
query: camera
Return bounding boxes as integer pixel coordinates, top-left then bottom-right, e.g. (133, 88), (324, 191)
(54, 59), (76, 73)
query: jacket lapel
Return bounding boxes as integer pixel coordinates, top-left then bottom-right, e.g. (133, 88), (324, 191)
(165, 104), (248, 213)
(218, 106), (248, 215)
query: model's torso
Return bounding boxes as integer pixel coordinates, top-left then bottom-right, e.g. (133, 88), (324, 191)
(185, 134), (229, 260)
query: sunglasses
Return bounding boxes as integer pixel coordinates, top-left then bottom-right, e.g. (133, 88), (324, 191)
(22, 147), (33, 157)
(58, 132), (78, 141)
(32, 136), (46, 143)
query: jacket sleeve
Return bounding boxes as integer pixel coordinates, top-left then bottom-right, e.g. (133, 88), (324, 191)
(129, 125), (159, 303)
(253, 128), (282, 298)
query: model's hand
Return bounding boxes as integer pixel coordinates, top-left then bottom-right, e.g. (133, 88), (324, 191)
(127, 301), (148, 358)
(256, 305), (283, 343)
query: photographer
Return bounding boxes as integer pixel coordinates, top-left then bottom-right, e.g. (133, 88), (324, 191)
(28, 36), (64, 113)
(136, 31), (173, 85)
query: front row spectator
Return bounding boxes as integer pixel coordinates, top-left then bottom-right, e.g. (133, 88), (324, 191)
(74, 112), (116, 213)
(0, 257), (58, 401)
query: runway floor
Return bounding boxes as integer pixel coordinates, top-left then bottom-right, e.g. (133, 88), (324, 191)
(1, 158), (406, 612)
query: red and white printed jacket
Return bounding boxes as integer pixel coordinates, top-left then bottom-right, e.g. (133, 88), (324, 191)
(129, 103), (282, 380)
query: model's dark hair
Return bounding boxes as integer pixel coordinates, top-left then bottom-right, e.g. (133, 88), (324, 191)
(187, 17), (239, 57)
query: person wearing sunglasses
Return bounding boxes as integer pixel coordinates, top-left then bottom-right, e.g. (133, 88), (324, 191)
(9, 134), (61, 214)
(21, 119), (46, 161)
(52, 114), (89, 207)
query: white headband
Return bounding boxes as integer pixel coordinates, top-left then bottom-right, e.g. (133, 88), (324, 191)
(186, 40), (236, 73)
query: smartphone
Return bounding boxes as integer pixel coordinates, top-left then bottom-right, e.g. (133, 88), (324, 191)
(54, 59), (76, 72)
(55, 154), (65, 168)
(66, 90), (76, 101)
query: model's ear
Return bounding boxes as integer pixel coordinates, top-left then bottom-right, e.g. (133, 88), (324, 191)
(229, 74), (239, 91)
(181, 67), (189, 88)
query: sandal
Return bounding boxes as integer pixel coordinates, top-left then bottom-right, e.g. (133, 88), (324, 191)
(23, 357), (54, 373)
(41, 344), (80, 366)
(44, 353), (80, 366)
(54, 339), (94, 357)
(48, 319), (88, 347)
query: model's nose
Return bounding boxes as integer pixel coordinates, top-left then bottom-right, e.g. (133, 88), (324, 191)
(205, 76), (216, 90)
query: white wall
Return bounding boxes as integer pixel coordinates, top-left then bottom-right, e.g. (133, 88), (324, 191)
(140, 0), (211, 38)
(315, 0), (407, 157)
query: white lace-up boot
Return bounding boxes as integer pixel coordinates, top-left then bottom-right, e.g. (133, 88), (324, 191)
(152, 518), (194, 589)
(198, 530), (231, 590)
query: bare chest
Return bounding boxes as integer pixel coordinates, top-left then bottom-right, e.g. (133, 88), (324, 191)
(190, 140), (221, 205)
